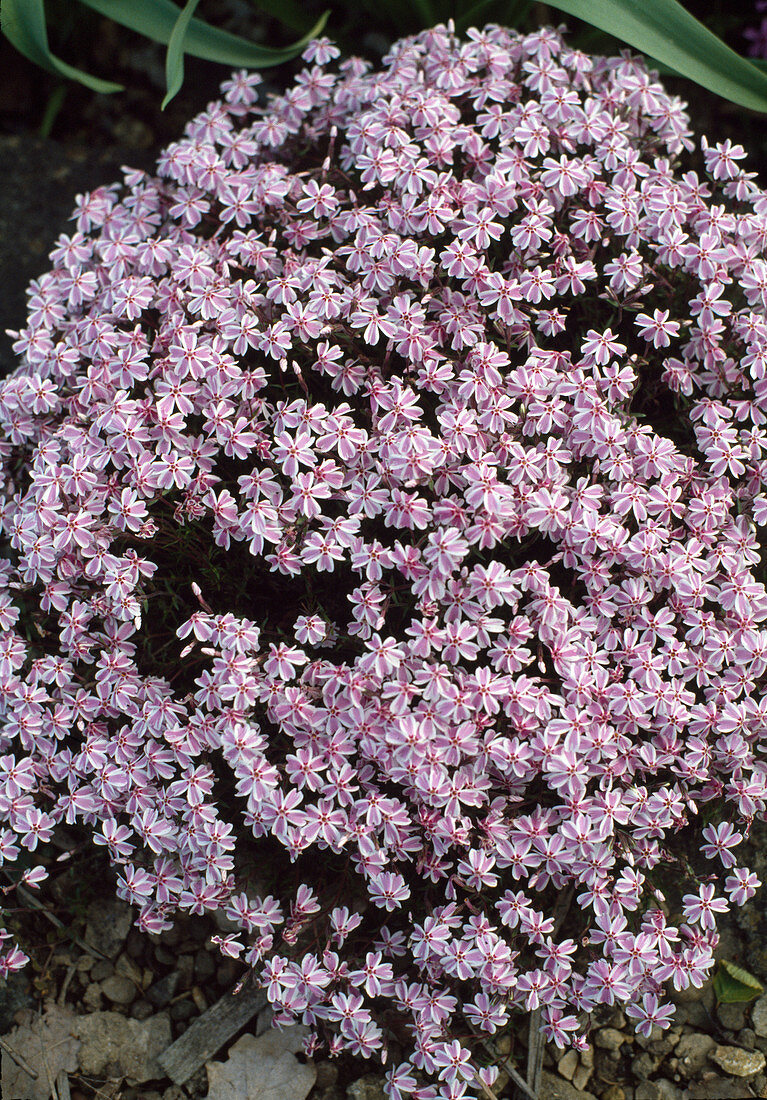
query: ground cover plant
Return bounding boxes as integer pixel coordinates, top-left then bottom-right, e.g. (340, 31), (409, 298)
(3, 20), (767, 1099)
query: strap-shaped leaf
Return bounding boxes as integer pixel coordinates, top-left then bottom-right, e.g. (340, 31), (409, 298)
(162, 0), (201, 109)
(78, 0), (329, 68)
(545, 0), (767, 113)
(0, 0), (124, 92)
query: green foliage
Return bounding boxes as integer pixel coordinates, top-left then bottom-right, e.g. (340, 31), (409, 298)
(0, 0), (329, 106)
(544, 0), (767, 114)
(713, 960), (764, 1003)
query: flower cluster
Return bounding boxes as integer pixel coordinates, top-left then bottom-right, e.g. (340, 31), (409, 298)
(3, 21), (767, 1097)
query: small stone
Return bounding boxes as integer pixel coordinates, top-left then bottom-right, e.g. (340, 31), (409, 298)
(154, 945), (176, 967)
(162, 1088), (185, 1100)
(538, 1071), (598, 1100)
(130, 999), (153, 1021)
(671, 982), (715, 1010)
(77, 1010), (172, 1083)
(716, 1002), (747, 1031)
(83, 898), (133, 960)
(170, 999), (196, 1021)
(160, 924), (182, 947)
(741, 1026), (757, 1050)
(125, 928), (146, 961)
(572, 1063), (593, 1092)
(176, 954), (195, 990)
(710, 1044), (765, 1076)
(753, 994), (767, 1037)
(594, 1028), (625, 1051)
(675, 1032), (716, 1079)
(635, 1085), (664, 1100)
(651, 1082), (677, 1100)
(632, 1053), (656, 1080)
(82, 984), (102, 1012)
(115, 954), (143, 986)
(688, 1077), (756, 1099)
(346, 1075), (387, 1100)
(146, 971), (179, 1007)
(646, 1081), (680, 1100)
(185, 1066), (208, 1098)
(315, 1062), (339, 1090)
(100, 975), (137, 1005)
(672, 1002), (710, 1029)
(90, 960), (114, 983)
(601, 1088), (626, 1100)
(557, 1049), (578, 1081)
(194, 949), (215, 982)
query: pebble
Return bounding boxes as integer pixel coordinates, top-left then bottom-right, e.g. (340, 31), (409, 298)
(82, 984), (103, 1012)
(538, 1070), (599, 1100)
(83, 897), (132, 960)
(674, 1033), (716, 1079)
(100, 975), (137, 1005)
(716, 1002), (747, 1031)
(687, 1077), (754, 1099)
(115, 953), (143, 986)
(752, 994), (767, 1037)
(176, 954), (195, 990)
(632, 1053), (656, 1080)
(130, 999), (154, 1021)
(635, 1081), (680, 1100)
(124, 928), (146, 961)
(595, 1027), (626, 1051)
(146, 971), (179, 1007)
(90, 960), (114, 983)
(710, 1044), (765, 1076)
(170, 999), (196, 1021)
(601, 1088), (626, 1100)
(572, 1063), (593, 1091)
(315, 1062), (339, 1089)
(194, 948), (216, 982)
(160, 924), (182, 947)
(557, 1049), (578, 1080)
(346, 1076), (387, 1100)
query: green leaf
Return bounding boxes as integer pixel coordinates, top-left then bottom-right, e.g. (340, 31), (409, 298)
(77, 0), (330, 68)
(162, 0), (202, 109)
(0, 0), (124, 92)
(713, 960), (763, 1004)
(544, 0), (767, 113)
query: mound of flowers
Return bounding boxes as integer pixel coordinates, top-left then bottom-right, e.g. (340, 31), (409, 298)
(3, 19), (767, 1097)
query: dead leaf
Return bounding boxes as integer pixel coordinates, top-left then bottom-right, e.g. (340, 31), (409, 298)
(1, 1003), (80, 1100)
(206, 1027), (316, 1100)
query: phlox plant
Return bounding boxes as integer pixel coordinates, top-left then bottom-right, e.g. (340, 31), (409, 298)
(3, 21), (767, 1098)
